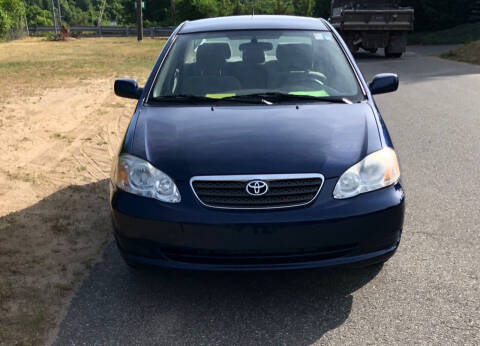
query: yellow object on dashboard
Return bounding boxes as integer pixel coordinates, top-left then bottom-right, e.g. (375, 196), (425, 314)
(205, 93), (236, 99)
(289, 90), (330, 97)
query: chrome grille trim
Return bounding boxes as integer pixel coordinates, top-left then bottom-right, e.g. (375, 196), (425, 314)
(190, 174), (325, 210)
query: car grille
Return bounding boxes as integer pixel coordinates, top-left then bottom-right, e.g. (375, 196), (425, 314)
(191, 174), (324, 210)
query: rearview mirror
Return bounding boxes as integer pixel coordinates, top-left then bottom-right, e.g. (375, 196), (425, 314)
(369, 74), (399, 95)
(114, 78), (143, 99)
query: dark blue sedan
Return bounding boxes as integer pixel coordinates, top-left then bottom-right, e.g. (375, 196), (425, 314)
(111, 15), (405, 271)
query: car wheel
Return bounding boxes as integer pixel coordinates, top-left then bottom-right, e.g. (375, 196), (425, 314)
(123, 257), (147, 271)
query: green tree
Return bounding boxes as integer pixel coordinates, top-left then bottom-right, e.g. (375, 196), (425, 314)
(176, 0), (220, 21)
(26, 4), (53, 26)
(0, 0), (26, 40)
(239, 0), (294, 15)
(217, 0), (234, 16)
(231, 0), (247, 15)
(18, 0), (476, 32)
(0, 8), (9, 37)
(402, 0), (475, 31)
(313, 0), (330, 18)
(273, 0), (294, 14)
(69, 7), (90, 25)
(294, 0), (315, 17)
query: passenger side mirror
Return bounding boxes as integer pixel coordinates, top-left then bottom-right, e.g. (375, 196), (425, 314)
(114, 78), (144, 99)
(369, 74), (399, 95)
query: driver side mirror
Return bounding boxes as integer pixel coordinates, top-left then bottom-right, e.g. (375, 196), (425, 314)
(369, 74), (399, 95)
(114, 78), (144, 99)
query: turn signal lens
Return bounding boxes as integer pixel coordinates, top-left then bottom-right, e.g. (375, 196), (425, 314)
(334, 148), (400, 199)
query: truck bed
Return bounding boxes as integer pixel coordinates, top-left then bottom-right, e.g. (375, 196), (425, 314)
(331, 9), (414, 31)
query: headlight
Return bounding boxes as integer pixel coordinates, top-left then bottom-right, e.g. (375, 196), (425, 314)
(333, 147), (400, 199)
(112, 154), (181, 203)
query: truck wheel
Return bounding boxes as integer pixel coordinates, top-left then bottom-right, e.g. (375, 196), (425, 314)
(348, 46), (359, 55)
(368, 48), (378, 54)
(386, 52), (402, 58)
(385, 47), (402, 58)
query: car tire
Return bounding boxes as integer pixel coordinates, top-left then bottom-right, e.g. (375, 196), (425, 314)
(123, 258), (145, 271)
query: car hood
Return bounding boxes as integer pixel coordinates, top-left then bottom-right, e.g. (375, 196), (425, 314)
(130, 103), (382, 180)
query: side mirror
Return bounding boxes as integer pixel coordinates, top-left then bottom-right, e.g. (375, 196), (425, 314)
(114, 78), (143, 99)
(369, 73), (399, 95)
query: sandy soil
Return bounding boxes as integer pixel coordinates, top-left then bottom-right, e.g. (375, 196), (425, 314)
(0, 79), (135, 345)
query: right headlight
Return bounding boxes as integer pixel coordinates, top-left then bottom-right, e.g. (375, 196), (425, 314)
(333, 147), (400, 199)
(112, 154), (181, 203)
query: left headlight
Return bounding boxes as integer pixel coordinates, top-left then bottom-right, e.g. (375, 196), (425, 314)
(112, 154), (181, 203)
(333, 147), (400, 199)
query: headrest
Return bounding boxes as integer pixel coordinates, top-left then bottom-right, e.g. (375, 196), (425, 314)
(242, 46), (266, 64)
(197, 43), (231, 64)
(239, 41), (272, 65)
(276, 44), (313, 70)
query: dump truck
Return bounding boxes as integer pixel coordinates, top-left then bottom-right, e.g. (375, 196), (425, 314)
(330, 0), (414, 58)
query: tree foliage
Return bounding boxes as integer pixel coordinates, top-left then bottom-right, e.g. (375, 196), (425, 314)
(402, 0), (475, 31)
(0, 0), (25, 39)
(1, 0), (474, 39)
(294, 0), (315, 17)
(25, 5), (53, 26)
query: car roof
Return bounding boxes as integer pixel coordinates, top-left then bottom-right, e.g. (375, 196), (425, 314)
(179, 15), (330, 34)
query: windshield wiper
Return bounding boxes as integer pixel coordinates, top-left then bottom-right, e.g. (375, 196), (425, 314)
(151, 93), (353, 105)
(227, 93), (353, 104)
(151, 95), (219, 104)
(151, 94), (266, 105)
(220, 94), (274, 105)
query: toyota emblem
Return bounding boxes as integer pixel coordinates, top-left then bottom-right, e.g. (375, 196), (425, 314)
(246, 180), (269, 196)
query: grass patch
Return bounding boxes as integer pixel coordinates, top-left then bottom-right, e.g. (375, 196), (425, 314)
(441, 40), (480, 65)
(0, 37), (166, 98)
(51, 133), (73, 143)
(409, 22), (480, 45)
(5, 170), (38, 184)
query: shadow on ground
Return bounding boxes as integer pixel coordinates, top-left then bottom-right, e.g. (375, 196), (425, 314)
(0, 180), (111, 345)
(54, 239), (382, 345)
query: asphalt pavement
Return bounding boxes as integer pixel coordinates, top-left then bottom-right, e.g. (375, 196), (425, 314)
(53, 46), (480, 345)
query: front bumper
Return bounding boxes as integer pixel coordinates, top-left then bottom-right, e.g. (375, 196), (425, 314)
(111, 180), (405, 271)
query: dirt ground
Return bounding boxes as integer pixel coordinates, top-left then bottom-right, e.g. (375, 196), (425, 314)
(0, 37), (164, 345)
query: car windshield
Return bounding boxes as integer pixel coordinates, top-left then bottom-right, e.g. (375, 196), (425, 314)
(150, 30), (364, 103)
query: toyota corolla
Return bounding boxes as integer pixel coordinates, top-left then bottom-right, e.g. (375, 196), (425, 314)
(111, 15), (405, 271)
